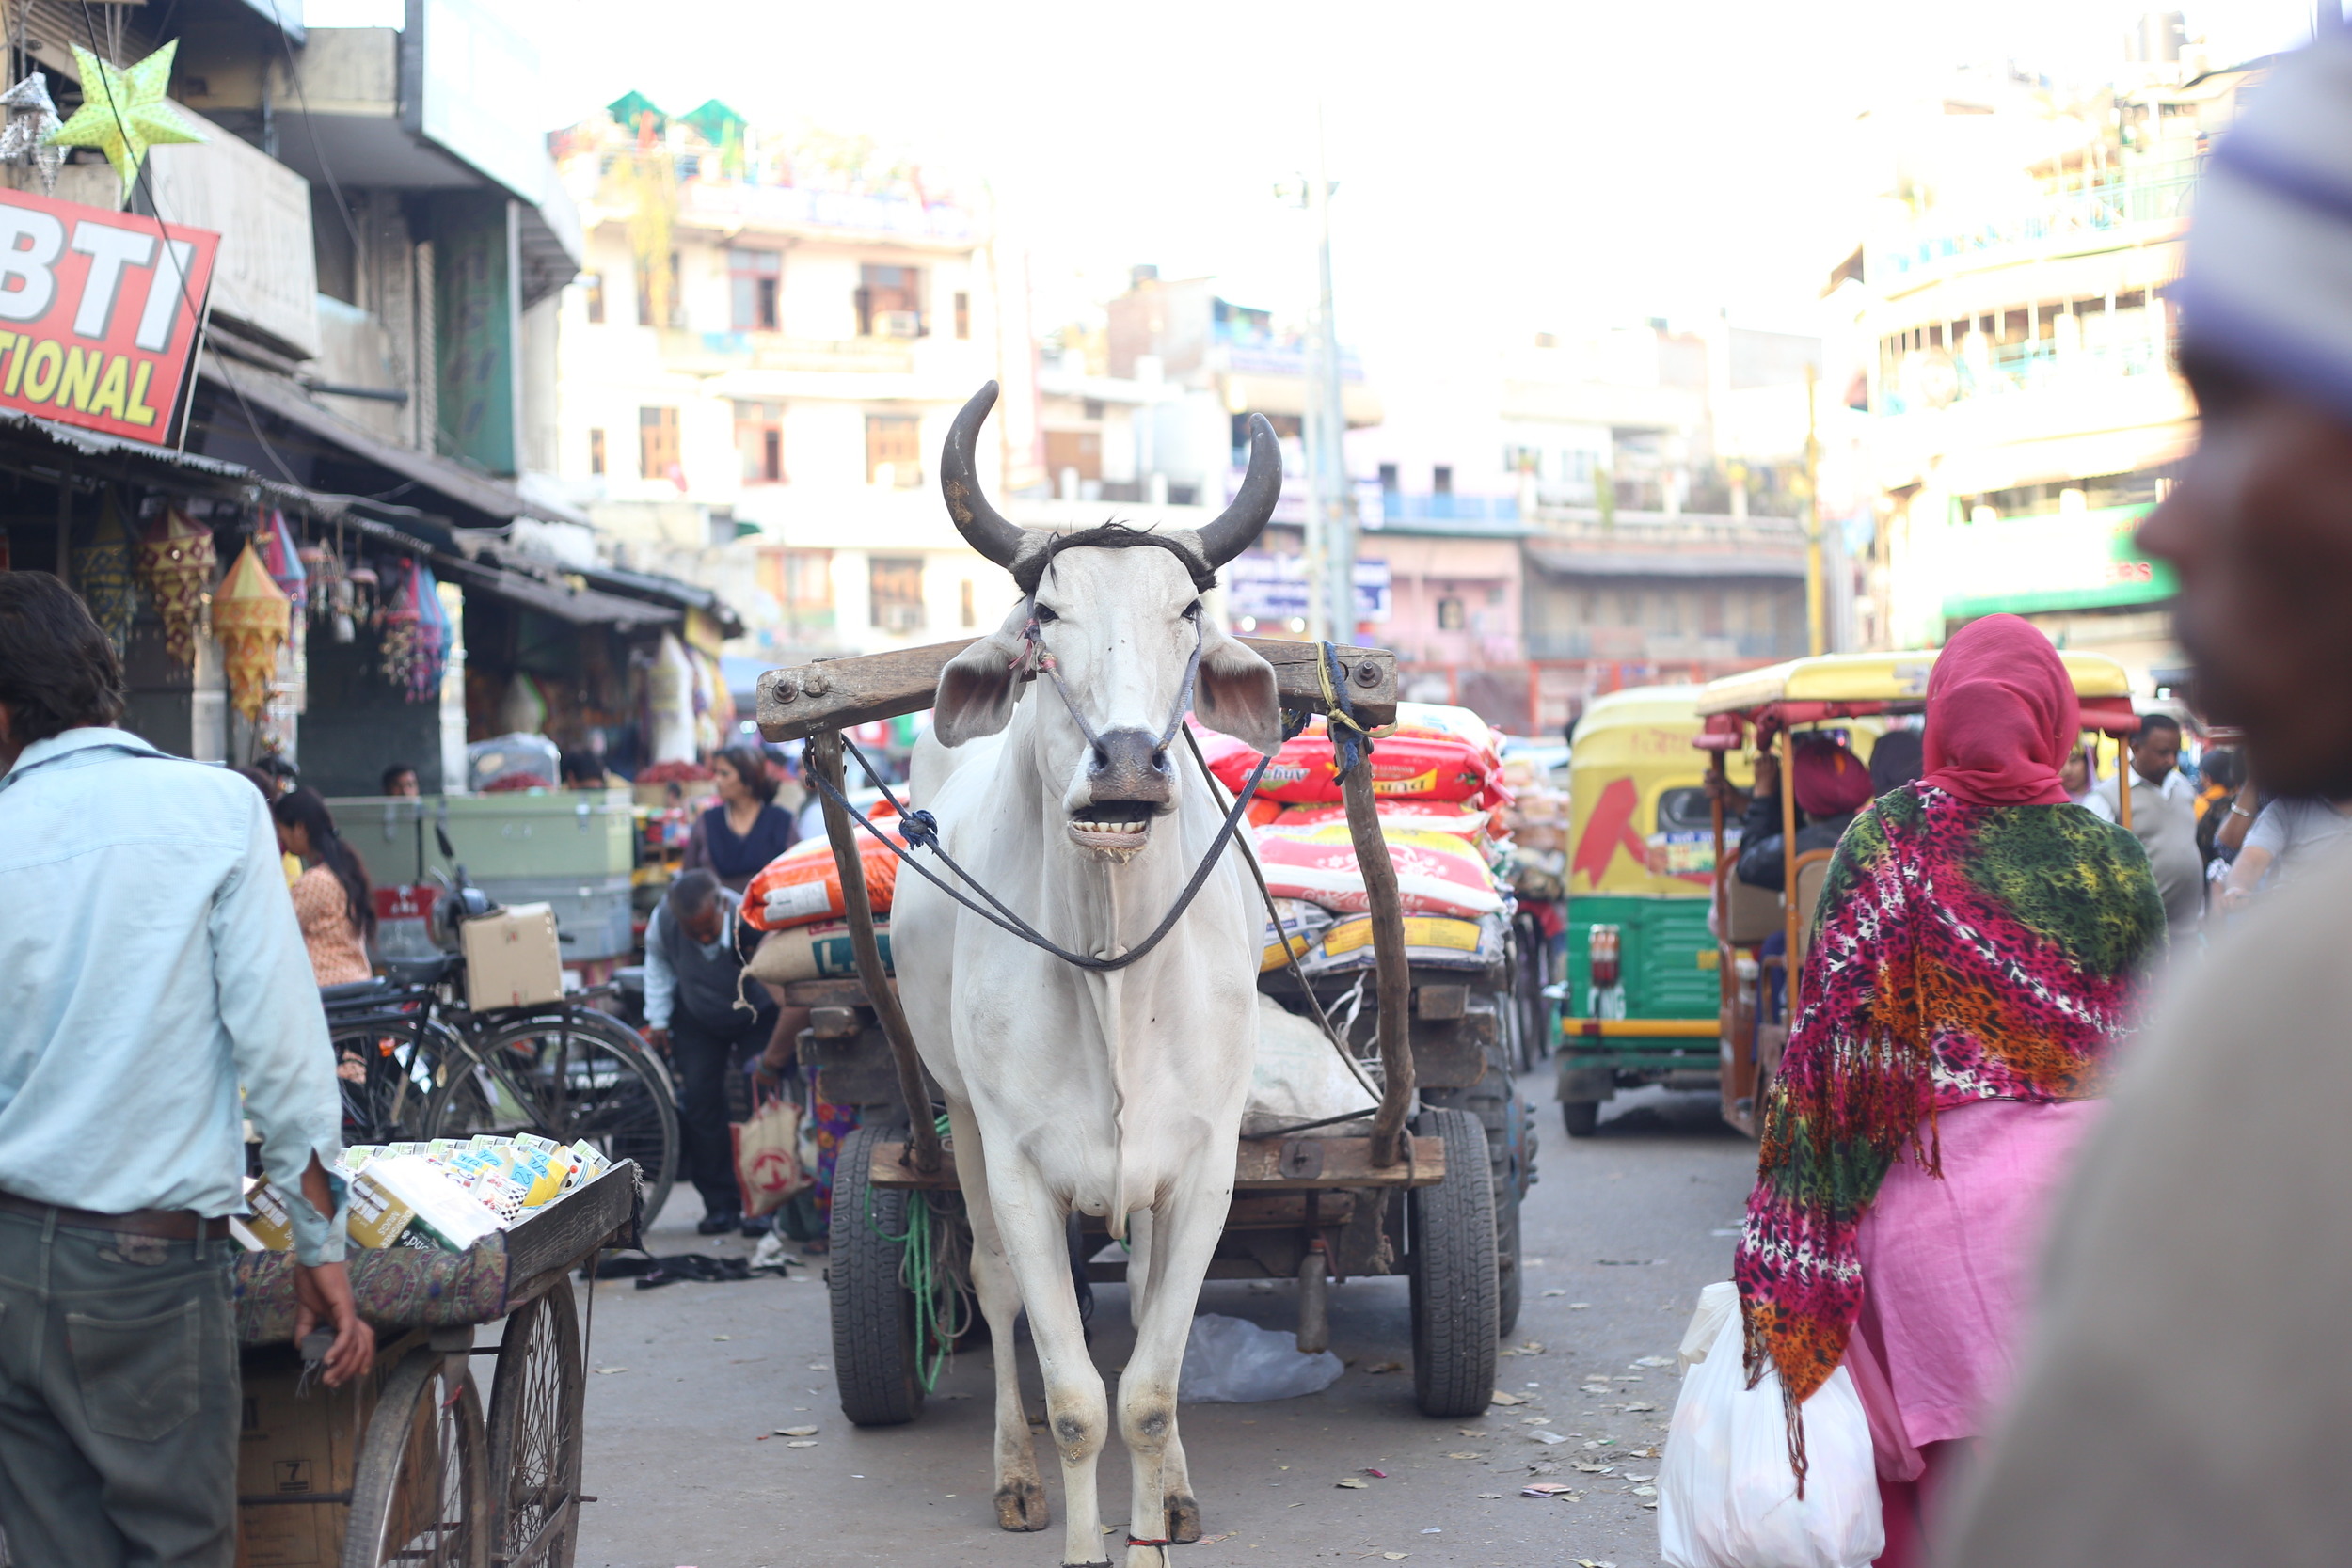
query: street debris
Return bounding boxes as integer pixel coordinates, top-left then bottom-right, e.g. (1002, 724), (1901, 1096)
(1488, 1390), (1527, 1406)
(1336, 1478), (1370, 1489)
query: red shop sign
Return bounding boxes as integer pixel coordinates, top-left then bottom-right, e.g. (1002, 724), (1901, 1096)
(0, 186), (217, 446)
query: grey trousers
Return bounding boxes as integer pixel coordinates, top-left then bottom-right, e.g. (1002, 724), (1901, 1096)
(0, 1207), (238, 1568)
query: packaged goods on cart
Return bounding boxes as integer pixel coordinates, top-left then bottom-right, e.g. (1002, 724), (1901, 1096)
(1254, 820), (1504, 919)
(1297, 911), (1508, 976)
(744, 811), (909, 930)
(1260, 897), (1334, 972)
(236, 1134), (611, 1253)
(1200, 703), (1508, 808)
(747, 916), (893, 983)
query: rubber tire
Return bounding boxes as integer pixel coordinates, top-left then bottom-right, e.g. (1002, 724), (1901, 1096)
(342, 1349), (488, 1568)
(485, 1287), (584, 1568)
(1495, 1188), (1524, 1338)
(829, 1122), (927, 1427)
(1409, 1107), (1500, 1418)
(1562, 1101), (1601, 1138)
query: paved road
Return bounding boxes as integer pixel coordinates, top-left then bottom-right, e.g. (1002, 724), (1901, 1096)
(572, 1076), (1756, 1568)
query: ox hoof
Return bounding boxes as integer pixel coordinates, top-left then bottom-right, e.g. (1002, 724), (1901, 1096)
(1168, 1494), (1202, 1544)
(995, 1478), (1050, 1532)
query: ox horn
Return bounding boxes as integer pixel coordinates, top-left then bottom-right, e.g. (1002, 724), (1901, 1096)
(1196, 411), (1282, 568)
(939, 381), (1026, 570)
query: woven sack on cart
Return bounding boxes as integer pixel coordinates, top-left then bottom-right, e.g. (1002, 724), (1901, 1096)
(231, 1233), (510, 1345)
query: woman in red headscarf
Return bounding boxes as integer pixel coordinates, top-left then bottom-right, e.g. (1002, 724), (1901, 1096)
(1731, 614), (2164, 1565)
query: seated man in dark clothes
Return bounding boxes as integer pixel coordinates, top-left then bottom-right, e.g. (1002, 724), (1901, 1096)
(1869, 727), (1925, 798)
(1734, 734), (1876, 891)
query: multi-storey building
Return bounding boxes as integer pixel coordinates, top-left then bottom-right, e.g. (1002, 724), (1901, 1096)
(1849, 51), (2262, 679)
(548, 96), (1036, 667)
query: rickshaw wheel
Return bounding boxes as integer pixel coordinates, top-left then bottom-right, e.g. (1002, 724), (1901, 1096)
(831, 1122), (928, 1426)
(342, 1348), (488, 1568)
(1561, 1101), (1601, 1137)
(485, 1287), (585, 1568)
(1409, 1107), (1501, 1418)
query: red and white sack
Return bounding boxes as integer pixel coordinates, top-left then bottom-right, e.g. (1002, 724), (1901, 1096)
(1205, 702), (1505, 808)
(743, 824), (909, 931)
(1272, 800), (1500, 843)
(1254, 821), (1503, 919)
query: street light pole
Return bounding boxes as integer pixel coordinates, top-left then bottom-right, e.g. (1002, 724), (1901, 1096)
(1306, 107), (1352, 646)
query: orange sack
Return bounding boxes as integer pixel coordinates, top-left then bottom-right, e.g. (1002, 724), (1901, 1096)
(744, 827), (908, 931)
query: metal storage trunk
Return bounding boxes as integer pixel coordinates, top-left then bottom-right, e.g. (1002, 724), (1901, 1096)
(474, 874), (637, 961)
(329, 791), (637, 891)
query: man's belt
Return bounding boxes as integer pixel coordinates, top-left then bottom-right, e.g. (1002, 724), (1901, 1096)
(0, 1193), (231, 1241)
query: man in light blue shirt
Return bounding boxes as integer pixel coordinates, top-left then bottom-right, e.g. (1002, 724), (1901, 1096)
(0, 573), (372, 1567)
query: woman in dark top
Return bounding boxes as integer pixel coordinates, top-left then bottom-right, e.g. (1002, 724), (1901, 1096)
(682, 745), (796, 892)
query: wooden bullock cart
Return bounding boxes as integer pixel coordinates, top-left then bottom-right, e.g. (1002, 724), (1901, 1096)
(756, 637), (1505, 1421)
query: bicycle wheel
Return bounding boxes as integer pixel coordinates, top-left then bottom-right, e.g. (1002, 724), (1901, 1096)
(330, 1016), (462, 1146)
(342, 1348), (487, 1568)
(485, 1287), (584, 1568)
(427, 1011), (678, 1225)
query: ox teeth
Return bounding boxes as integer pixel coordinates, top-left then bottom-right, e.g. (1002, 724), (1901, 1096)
(1073, 820), (1146, 834)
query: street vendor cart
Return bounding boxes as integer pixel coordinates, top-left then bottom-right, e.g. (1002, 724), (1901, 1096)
(230, 1162), (638, 1568)
(755, 636), (1516, 1422)
(1693, 650), (2140, 1137)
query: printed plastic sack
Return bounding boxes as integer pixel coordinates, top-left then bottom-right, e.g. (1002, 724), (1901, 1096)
(1658, 1284), (1883, 1568)
(745, 828), (908, 931)
(1178, 1312), (1343, 1403)
(733, 1092), (807, 1218)
(1298, 912), (1504, 976)
(746, 918), (893, 983)
(1273, 800), (1499, 843)
(1255, 821), (1503, 918)
(1243, 994), (1375, 1136)
(1260, 898), (1334, 972)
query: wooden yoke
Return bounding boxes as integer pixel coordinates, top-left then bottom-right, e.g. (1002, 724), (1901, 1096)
(807, 731), (943, 1177)
(1341, 756), (1417, 1168)
(758, 637), (1396, 742)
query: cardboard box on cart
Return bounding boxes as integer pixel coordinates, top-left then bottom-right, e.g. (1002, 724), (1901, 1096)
(232, 1343), (373, 1568)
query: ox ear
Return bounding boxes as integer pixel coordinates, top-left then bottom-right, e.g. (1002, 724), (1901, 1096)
(933, 603), (1029, 747)
(1195, 625), (1283, 754)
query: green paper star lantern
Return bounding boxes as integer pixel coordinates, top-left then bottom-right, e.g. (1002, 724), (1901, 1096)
(47, 41), (204, 198)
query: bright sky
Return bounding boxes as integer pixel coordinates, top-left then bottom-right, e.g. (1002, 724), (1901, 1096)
(308, 0), (2321, 374)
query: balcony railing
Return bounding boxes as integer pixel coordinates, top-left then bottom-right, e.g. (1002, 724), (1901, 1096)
(1879, 333), (2168, 416)
(1524, 628), (1796, 662)
(1379, 493), (1521, 524)
(1870, 160), (2200, 281)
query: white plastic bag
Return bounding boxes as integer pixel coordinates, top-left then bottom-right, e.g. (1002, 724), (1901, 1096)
(1658, 1284), (1883, 1568)
(1178, 1313), (1343, 1403)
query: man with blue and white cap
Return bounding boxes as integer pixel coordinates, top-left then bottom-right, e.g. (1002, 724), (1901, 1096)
(1941, 38), (2352, 1568)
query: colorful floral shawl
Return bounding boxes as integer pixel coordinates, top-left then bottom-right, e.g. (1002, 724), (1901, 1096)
(1734, 783), (2164, 1474)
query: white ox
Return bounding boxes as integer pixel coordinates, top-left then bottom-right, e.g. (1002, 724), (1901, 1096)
(892, 382), (1286, 1567)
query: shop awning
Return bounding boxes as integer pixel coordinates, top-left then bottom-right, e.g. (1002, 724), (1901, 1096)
(434, 556), (681, 629)
(199, 356), (591, 529)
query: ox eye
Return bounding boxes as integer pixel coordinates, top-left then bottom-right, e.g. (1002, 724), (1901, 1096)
(1033, 604), (1059, 625)
(1182, 600), (1202, 621)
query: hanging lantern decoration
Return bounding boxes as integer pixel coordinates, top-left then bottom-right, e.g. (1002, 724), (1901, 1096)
(378, 557), (421, 694)
(44, 43), (205, 199)
(0, 72), (64, 195)
(71, 489), (135, 659)
(401, 558), (451, 703)
(135, 506), (215, 667)
(258, 511), (308, 618)
(346, 558), (380, 630)
(213, 542), (291, 723)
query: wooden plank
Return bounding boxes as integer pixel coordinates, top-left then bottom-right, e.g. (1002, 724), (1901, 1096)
(866, 1135), (1445, 1191)
(756, 638), (1397, 743)
(501, 1164), (639, 1288)
(782, 977), (879, 1009)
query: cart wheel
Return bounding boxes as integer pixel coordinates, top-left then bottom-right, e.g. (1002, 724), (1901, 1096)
(830, 1122), (927, 1426)
(1409, 1107), (1500, 1418)
(1561, 1101), (1600, 1138)
(342, 1348), (488, 1568)
(1496, 1188), (1524, 1338)
(485, 1287), (585, 1568)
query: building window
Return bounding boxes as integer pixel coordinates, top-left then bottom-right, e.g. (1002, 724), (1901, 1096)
(1437, 595), (1466, 631)
(866, 414), (922, 487)
(1432, 465), (1454, 495)
(729, 248), (780, 331)
(582, 272), (605, 324)
(857, 264), (924, 338)
(1044, 429), (1102, 483)
(1377, 463), (1398, 493)
(953, 291), (970, 340)
(960, 578), (976, 628)
(735, 400), (784, 483)
(870, 556), (926, 633)
(639, 406), (680, 484)
(587, 427), (605, 476)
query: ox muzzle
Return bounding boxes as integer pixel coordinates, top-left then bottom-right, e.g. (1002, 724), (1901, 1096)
(1069, 727), (1175, 856)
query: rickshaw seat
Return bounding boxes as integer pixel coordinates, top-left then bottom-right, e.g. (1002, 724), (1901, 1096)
(1789, 849), (1836, 968)
(1722, 876), (1781, 944)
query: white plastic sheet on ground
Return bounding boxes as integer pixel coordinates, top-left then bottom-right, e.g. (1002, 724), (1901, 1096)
(1178, 1313), (1343, 1403)
(1657, 1282), (1883, 1568)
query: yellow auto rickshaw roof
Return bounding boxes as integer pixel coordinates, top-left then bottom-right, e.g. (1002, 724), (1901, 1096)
(1693, 649), (2133, 718)
(1575, 684), (1708, 736)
